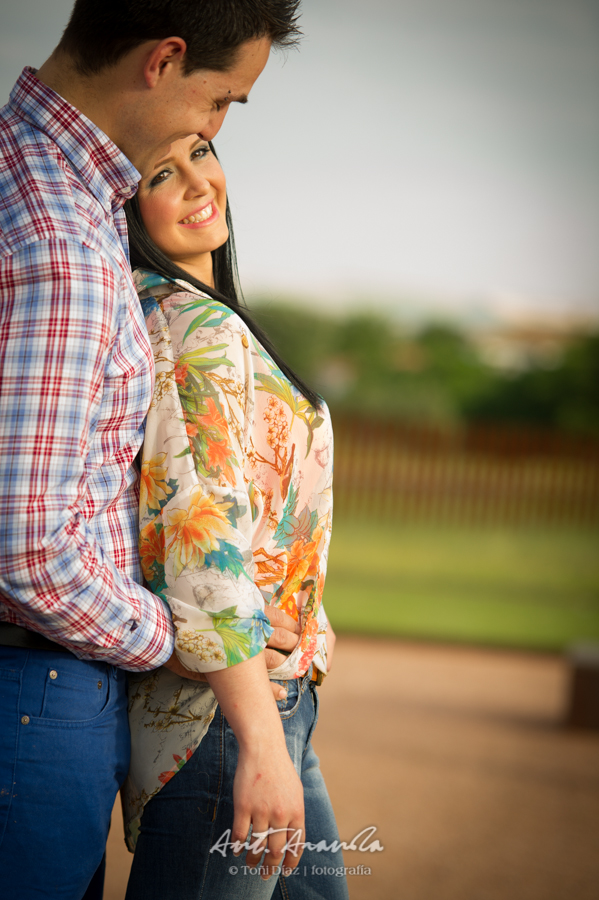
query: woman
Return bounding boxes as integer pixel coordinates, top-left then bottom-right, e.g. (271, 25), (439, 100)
(122, 136), (348, 900)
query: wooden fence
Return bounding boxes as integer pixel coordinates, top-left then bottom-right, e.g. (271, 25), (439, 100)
(332, 416), (599, 526)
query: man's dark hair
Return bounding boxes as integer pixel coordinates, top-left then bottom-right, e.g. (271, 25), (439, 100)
(58, 0), (302, 76)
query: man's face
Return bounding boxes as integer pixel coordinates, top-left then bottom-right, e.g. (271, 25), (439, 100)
(147, 37), (271, 152)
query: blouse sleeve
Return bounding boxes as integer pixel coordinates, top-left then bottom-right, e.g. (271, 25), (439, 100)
(138, 290), (273, 673)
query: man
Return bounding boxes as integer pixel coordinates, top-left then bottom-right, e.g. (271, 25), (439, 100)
(0, 2), (301, 898)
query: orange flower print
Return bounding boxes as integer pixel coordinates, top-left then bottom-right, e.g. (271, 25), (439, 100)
(164, 485), (232, 577)
(185, 419), (199, 438)
(158, 769), (176, 786)
(264, 397), (289, 461)
(299, 614), (318, 653)
(174, 360), (189, 387)
(254, 550), (286, 590)
(158, 748), (194, 784)
(140, 453), (171, 512)
(139, 519), (165, 582)
(287, 539), (310, 570)
(279, 597), (300, 622)
(297, 615), (318, 672)
(305, 526), (324, 579)
(205, 436), (235, 484)
(198, 397), (229, 438)
(273, 539), (316, 610)
(315, 570), (326, 605)
(262, 488), (273, 520)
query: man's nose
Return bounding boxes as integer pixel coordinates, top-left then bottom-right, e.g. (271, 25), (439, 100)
(197, 107), (229, 142)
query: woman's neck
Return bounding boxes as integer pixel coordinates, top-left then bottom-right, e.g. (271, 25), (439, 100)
(176, 254), (214, 289)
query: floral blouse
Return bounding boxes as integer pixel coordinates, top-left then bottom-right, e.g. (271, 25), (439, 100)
(123, 271), (333, 850)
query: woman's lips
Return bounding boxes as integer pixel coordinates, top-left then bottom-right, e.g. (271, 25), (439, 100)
(178, 202), (219, 227)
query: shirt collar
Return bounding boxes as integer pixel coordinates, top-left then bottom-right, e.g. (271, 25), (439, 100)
(133, 268), (202, 297)
(9, 67), (140, 212)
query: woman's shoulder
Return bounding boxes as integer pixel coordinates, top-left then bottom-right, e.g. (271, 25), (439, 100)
(133, 268), (248, 337)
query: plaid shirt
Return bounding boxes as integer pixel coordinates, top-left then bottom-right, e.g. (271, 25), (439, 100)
(0, 68), (175, 670)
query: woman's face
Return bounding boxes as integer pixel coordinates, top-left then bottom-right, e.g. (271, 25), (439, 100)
(137, 135), (228, 283)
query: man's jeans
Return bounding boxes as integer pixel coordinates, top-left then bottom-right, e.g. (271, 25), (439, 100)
(0, 646), (129, 900)
(126, 669), (350, 900)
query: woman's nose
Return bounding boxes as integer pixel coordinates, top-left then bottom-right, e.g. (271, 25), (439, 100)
(184, 170), (211, 199)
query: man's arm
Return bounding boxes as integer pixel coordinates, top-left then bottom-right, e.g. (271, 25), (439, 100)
(0, 240), (174, 670)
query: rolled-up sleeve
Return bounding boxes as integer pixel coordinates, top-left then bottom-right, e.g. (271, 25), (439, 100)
(0, 241), (175, 671)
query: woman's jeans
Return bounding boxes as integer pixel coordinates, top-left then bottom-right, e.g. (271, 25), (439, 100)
(126, 669), (350, 900)
(0, 646), (130, 900)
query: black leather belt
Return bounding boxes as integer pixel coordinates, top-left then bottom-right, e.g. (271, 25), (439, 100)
(0, 622), (72, 654)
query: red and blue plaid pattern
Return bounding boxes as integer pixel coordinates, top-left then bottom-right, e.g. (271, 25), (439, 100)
(0, 69), (174, 670)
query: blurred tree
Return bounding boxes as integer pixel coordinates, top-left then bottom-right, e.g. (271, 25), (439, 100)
(412, 324), (497, 420)
(558, 333), (599, 434)
(250, 299), (599, 435)
(468, 333), (599, 435)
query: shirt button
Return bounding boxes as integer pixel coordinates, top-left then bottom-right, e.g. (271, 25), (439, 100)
(97, 681), (103, 690)
(120, 187), (132, 195)
(49, 670), (58, 680)
(21, 715), (30, 725)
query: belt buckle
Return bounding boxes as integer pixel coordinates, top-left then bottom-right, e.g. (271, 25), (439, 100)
(310, 666), (325, 686)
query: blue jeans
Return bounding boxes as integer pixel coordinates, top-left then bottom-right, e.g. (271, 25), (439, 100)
(126, 670), (349, 900)
(0, 646), (130, 900)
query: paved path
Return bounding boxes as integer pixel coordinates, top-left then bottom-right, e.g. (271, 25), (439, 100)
(105, 637), (599, 900)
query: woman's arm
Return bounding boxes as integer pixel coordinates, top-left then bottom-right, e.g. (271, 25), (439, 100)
(163, 645), (304, 876)
(207, 651), (304, 877)
(164, 603), (301, 701)
(143, 292), (305, 874)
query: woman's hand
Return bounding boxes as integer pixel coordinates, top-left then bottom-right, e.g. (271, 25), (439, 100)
(263, 605), (301, 670)
(233, 730), (304, 876)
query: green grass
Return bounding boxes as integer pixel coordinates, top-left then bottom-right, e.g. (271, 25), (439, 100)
(324, 522), (599, 651)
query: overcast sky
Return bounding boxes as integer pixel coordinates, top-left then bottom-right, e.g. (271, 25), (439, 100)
(1, 0), (598, 322)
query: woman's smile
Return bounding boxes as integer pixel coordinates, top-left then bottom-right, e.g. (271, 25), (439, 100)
(179, 201), (219, 227)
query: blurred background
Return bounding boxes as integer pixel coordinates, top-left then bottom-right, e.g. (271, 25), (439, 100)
(1, 1), (598, 898)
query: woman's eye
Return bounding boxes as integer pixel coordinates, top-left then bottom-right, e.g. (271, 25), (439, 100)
(191, 146), (210, 162)
(149, 169), (170, 188)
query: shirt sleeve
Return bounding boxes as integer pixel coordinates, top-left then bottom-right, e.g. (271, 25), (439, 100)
(138, 291), (273, 673)
(0, 241), (175, 671)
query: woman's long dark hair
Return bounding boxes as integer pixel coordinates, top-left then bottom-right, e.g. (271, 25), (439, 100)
(124, 145), (321, 410)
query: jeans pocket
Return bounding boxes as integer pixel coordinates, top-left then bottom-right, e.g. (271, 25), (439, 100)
(304, 683), (320, 750)
(36, 664), (112, 724)
(274, 669), (313, 721)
